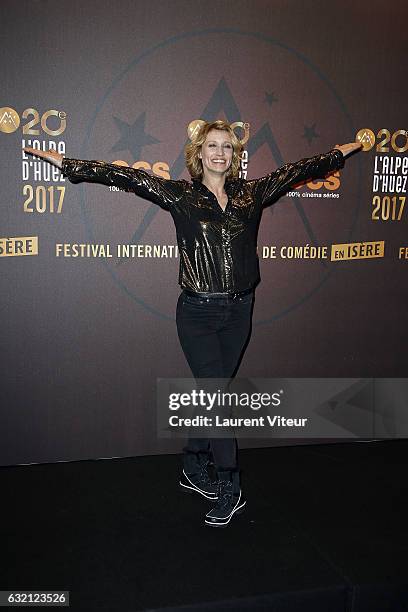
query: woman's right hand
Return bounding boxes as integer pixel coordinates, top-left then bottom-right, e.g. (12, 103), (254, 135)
(23, 146), (64, 169)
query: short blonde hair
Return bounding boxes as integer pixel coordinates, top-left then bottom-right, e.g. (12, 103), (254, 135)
(185, 120), (243, 180)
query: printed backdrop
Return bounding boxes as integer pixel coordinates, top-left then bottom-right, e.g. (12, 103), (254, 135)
(1, 0), (407, 465)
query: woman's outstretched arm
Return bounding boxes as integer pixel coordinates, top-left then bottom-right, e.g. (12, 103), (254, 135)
(247, 142), (362, 207)
(23, 147), (184, 210)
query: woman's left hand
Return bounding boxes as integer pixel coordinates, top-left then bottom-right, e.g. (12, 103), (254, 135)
(333, 142), (363, 157)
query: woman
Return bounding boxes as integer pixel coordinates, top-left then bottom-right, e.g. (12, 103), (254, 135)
(24, 120), (362, 528)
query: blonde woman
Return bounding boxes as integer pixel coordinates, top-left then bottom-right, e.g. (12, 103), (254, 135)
(24, 121), (361, 527)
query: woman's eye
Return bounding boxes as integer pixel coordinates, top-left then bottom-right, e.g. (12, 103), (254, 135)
(207, 143), (231, 148)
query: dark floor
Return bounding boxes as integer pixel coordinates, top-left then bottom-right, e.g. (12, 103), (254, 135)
(1, 441), (408, 611)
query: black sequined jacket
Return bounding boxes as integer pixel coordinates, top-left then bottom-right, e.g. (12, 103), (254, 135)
(61, 148), (345, 293)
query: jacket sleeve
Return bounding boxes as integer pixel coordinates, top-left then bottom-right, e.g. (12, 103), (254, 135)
(61, 157), (184, 210)
(247, 148), (345, 207)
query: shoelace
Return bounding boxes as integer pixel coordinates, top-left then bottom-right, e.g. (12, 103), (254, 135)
(214, 482), (233, 509)
(199, 460), (217, 487)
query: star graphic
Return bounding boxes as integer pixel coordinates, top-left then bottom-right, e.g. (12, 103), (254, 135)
(110, 112), (160, 159)
(302, 124), (320, 145)
(265, 91), (278, 106)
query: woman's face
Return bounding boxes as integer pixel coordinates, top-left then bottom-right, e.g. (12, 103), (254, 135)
(199, 129), (233, 177)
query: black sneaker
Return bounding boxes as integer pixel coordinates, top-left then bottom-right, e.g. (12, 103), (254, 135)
(205, 470), (246, 527)
(179, 452), (219, 500)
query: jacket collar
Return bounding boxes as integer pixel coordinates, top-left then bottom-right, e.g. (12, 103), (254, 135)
(191, 176), (239, 196)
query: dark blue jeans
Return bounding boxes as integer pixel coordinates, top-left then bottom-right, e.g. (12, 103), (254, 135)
(176, 289), (254, 470)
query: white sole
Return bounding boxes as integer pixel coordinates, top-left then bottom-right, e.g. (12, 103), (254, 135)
(179, 470), (218, 500)
(205, 491), (246, 526)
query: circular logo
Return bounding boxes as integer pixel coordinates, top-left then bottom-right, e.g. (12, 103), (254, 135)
(356, 128), (375, 151)
(79, 29), (360, 324)
(187, 120), (205, 141)
(0, 107), (20, 133)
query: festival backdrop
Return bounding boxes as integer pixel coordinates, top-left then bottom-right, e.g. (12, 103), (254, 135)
(1, 0), (407, 466)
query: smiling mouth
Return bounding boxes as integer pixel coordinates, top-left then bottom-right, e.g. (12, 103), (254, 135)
(211, 159), (226, 163)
